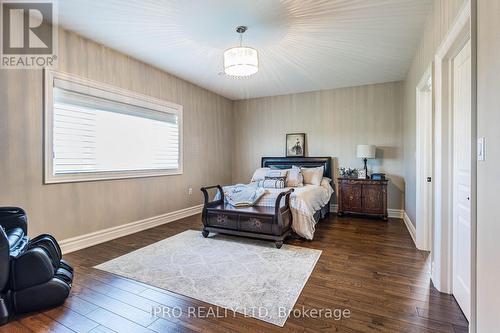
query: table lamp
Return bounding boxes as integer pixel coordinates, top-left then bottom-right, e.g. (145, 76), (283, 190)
(357, 144), (376, 179)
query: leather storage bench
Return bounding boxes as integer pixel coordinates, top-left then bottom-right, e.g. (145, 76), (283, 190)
(0, 207), (73, 325)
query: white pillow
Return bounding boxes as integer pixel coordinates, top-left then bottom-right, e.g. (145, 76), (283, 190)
(320, 177), (333, 191)
(251, 167), (270, 182)
(321, 177), (332, 187)
(301, 166), (324, 185)
(286, 166), (304, 187)
(265, 169), (288, 179)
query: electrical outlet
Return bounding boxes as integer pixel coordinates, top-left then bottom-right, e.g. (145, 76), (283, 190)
(188, 187), (193, 195)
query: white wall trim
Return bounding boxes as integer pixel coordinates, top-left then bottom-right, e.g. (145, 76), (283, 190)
(403, 211), (417, 246)
(59, 204), (203, 254)
(433, 0), (471, 294)
(388, 209), (404, 219)
(415, 63), (434, 252)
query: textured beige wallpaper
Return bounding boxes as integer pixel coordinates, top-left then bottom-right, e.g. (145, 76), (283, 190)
(1, 26), (413, 241)
(0, 28), (234, 239)
(232, 82), (405, 210)
(402, 0), (466, 225)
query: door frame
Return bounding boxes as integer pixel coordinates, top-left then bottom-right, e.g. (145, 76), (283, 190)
(431, 0), (476, 300)
(416, 64), (434, 251)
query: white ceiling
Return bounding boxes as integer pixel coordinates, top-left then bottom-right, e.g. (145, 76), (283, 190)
(58, 0), (432, 100)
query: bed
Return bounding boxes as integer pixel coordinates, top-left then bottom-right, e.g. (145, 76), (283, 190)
(201, 157), (333, 247)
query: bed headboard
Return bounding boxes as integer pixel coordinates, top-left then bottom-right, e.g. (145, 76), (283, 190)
(261, 157), (332, 179)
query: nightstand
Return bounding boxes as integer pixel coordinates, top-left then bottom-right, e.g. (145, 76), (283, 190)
(337, 178), (388, 220)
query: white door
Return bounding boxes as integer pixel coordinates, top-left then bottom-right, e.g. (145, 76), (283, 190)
(416, 70), (433, 251)
(452, 39), (471, 321)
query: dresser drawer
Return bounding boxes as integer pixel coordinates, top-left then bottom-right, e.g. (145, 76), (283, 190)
(206, 212), (238, 229)
(239, 215), (274, 235)
(340, 183), (363, 212)
(362, 184), (385, 214)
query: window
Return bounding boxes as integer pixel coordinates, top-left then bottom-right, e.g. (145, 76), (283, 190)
(44, 70), (183, 183)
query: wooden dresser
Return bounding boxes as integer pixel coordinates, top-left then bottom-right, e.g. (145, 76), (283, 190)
(337, 178), (388, 220)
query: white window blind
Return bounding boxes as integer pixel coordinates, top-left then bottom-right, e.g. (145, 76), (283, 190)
(44, 70), (183, 183)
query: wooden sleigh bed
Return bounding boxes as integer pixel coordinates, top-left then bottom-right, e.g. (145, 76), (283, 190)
(201, 157), (332, 248)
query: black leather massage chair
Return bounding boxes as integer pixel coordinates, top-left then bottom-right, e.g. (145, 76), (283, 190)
(0, 207), (73, 325)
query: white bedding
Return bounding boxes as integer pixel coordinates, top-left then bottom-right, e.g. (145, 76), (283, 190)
(218, 181), (334, 240)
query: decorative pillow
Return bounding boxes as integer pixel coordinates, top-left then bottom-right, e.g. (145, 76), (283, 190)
(301, 166), (324, 185)
(265, 169), (288, 179)
(251, 167), (270, 182)
(258, 178), (286, 189)
(286, 166), (303, 187)
(270, 166), (303, 187)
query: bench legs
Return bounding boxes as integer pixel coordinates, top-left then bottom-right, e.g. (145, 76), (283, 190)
(201, 227), (289, 249)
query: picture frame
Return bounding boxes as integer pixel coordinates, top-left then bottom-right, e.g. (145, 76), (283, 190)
(357, 169), (367, 179)
(286, 133), (306, 157)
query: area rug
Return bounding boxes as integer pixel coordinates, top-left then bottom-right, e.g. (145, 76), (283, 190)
(95, 230), (321, 326)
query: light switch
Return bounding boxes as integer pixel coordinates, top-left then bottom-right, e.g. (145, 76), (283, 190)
(478, 137), (485, 161)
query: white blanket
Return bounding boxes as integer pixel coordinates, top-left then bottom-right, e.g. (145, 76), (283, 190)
(223, 184), (267, 207)
(218, 181), (334, 240)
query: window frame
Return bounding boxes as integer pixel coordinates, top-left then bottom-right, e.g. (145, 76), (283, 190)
(43, 69), (183, 184)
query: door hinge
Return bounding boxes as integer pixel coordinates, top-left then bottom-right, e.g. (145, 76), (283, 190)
(427, 177), (432, 183)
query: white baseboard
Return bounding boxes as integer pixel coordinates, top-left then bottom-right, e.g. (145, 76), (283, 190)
(330, 204), (403, 219)
(59, 204), (203, 254)
(403, 211), (416, 246)
(387, 209), (404, 219)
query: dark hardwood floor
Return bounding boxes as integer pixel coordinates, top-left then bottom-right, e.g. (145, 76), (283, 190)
(1, 214), (468, 333)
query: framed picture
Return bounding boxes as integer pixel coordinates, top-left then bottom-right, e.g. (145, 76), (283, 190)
(286, 133), (306, 157)
(357, 169), (366, 179)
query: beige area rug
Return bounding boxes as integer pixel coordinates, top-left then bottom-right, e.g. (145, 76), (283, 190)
(95, 230), (321, 326)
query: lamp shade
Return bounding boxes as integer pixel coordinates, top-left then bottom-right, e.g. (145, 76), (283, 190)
(357, 144), (376, 159)
(223, 46), (259, 77)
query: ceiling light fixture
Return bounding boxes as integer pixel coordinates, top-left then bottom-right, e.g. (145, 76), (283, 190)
(223, 26), (259, 78)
